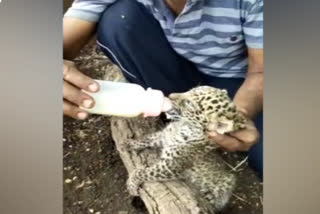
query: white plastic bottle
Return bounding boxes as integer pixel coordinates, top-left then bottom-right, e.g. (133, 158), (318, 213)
(81, 80), (172, 117)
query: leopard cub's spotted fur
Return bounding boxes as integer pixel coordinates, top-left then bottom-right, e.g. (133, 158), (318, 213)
(126, 86), (247, 211)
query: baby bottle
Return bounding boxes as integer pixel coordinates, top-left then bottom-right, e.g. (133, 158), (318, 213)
(81, 80), (172, 117)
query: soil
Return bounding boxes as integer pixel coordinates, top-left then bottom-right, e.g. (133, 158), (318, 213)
(63, 44), (263, 214)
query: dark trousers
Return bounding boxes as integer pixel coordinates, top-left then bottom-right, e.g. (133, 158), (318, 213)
(96, 0), (263, 179)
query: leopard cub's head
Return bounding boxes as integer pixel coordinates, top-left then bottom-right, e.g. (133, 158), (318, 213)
(166, 86), (247, 134)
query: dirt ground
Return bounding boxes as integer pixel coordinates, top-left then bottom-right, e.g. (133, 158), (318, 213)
(63, 44), (263, 214)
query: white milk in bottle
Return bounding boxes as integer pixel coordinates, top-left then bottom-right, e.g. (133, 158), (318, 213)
(81, 80), (172, 117)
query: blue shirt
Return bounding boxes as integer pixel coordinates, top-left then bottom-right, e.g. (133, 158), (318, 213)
(65, 0), (264, 78)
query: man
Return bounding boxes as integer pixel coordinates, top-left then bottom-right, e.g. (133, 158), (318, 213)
(63, 0), (263, 178)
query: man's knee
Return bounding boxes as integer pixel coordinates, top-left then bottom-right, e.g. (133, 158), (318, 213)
(97, 0), (146, 43)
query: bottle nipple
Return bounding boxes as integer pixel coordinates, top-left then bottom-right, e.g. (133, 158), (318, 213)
(162, 97), (173, 112)
(143, 88), (172, 117)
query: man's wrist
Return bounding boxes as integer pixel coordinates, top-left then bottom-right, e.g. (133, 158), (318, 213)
(233, 73), (263, 119)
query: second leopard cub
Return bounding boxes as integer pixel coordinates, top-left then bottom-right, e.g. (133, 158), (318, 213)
(126, 86), (247, 211)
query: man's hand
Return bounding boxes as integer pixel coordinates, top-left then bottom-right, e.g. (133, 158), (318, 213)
(63, 60), (99, 120)
(208, 119), (260, 152)
(210, 48), (263, 152)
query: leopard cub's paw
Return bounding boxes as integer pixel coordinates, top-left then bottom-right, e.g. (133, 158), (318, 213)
(118, 143), (130, 152)
(120, 139), (137, 152)
(126, 176), (140, 196)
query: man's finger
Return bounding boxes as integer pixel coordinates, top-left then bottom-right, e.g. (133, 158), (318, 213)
(63, 62), (99, 92)
(208, 132), (246, 152)
(63, 100), (88, 120)
(63, 81), (95, 108)
(229, 128), (260, 147)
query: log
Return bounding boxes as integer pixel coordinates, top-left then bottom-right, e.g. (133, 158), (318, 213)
(110, 117), (215, 214)
(103, 62), (215, 213)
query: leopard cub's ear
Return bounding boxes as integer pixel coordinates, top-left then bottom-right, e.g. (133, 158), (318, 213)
(206, 113), (236, 134)
(216, 117), (235, 134)
(206, 113), (218, 132)
(234, 113), (247, 130)
(221, 89), (228, 95)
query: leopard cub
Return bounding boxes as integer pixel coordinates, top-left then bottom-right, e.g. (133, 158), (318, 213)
(126, 86), (247, 211)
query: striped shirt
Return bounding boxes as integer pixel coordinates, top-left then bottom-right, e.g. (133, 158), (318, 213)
(65, 0), (263, 78)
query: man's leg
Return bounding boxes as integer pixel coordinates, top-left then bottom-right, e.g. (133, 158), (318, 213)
(248, 112), (263, 180)
(96, 0), (204, 96)
(204, 76), (263, 180)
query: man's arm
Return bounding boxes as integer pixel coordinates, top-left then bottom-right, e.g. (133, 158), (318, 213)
(208, 49), (263, 152)
(233, 48), (264, 119)
(234, 0), (264, 118)
(208, 0), (263, 151)
(63, 0), (115, 119)
(63, 17), (100, 119)
(63, 17), (97, 59)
